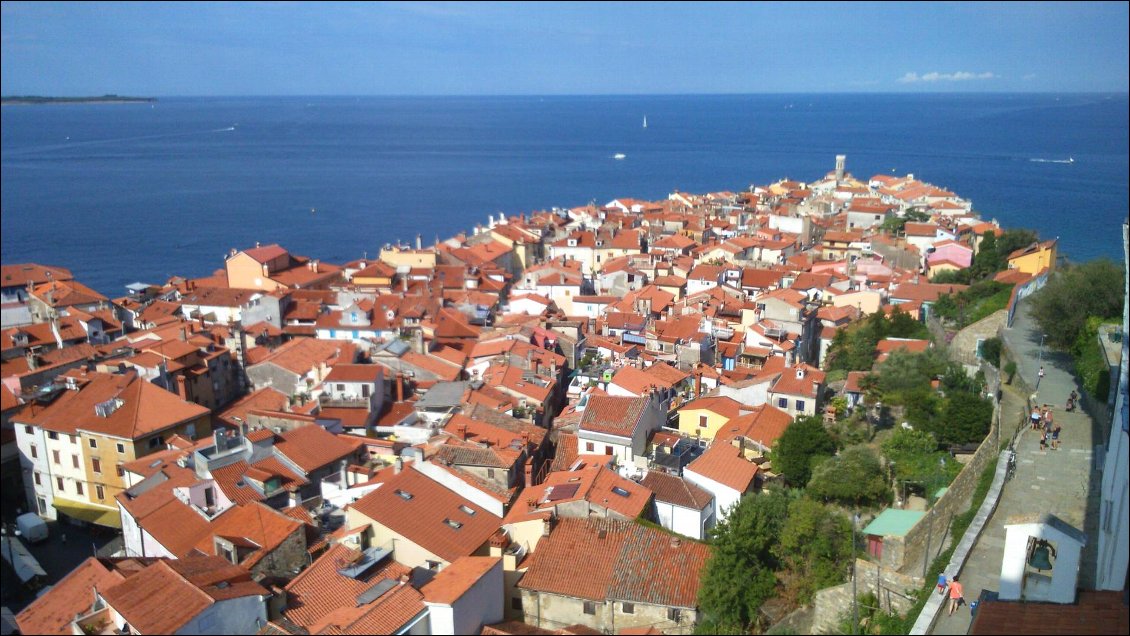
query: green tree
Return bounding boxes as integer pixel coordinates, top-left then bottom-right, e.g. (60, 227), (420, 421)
(995, 228), (1040, 263)
(697, 490), (792, 634)
(980, 337), (1002, 368)
(1030, 258), (1125, 350)
(970, 231), (1000, 279)
(773, 415), (837, 486)
(930, 391), (993, 445)
(807, 445), (890, 507)
(774, 498), (853, 604)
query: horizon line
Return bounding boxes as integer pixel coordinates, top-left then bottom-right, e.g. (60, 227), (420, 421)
(3, 90), (1129, 100)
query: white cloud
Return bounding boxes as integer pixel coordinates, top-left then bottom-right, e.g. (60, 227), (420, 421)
(898, 71), (996, 83)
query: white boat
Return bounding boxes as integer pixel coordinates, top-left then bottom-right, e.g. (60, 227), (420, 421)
(643, 116), (648, 129)
(613, 153), (626, 160)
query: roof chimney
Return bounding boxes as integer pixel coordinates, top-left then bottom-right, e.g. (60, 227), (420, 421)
(394, 457), (403, 474)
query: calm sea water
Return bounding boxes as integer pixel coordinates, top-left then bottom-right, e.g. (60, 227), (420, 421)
(2, 94), (1127, 296)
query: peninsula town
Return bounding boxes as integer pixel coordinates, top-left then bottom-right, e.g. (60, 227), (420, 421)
(0, 156), (1100, 635)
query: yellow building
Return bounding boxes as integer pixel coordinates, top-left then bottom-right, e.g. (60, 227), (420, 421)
(15, 370), (210, 528)
(676, 396), (744, 443)
(1006, 239), (1057, 275)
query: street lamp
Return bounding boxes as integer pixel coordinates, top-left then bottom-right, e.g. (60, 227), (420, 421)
(1038, 334), (1046, 366)
(851, 513), (860, 635)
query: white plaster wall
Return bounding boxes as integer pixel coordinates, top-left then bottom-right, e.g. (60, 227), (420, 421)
(683, 471), (740, 523)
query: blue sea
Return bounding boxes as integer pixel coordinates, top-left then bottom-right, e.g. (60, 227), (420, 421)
(2, 94), (1127, 296)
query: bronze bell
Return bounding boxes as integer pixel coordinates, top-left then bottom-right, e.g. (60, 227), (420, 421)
(1029, 541), (1054, 570)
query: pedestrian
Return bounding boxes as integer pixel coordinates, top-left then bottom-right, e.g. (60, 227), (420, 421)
(1030, 407), (1042, 430)
(1037, 366), (1045, 389)
(1040, 429), (1048, 451)
(936, 572), (947, 595)
(948, 576), (965, 616)
(1052, 424), (1061, 450)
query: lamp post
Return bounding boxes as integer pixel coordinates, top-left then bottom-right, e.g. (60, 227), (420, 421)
(1038, 334), (1046, 366)
(851, 513), (860, 635)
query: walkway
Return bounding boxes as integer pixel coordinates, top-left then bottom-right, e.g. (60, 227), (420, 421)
(930, 299), (1102, 634)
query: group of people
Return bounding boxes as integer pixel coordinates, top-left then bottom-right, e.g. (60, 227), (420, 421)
(1029, 404), (1062, 451)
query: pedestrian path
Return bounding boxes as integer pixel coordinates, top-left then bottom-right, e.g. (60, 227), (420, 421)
(930, 299), (1099, 634)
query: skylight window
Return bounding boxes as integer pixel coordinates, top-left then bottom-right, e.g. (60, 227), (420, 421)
(611, 486), (630, 497)
(444, 518), (463, 529)
(395, 489), (414, 500)
(458, 505), (476, 515)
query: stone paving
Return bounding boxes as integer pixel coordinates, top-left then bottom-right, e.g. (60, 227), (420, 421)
(929, 299), (1102, 634)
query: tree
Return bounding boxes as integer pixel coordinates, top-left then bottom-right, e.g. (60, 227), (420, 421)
(773, 415), (837, 486)
(1030, 258), (1125, 350)
(774, 497), (853, 604)
(807, 445), (890, 507)
(980, 337), (1002, 368)
(929, 391), (993, 445)
(697, 490), (792, 634)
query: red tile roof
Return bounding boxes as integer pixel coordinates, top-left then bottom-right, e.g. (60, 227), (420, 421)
(969, 591), (1128, 635)
(639, 471), (712, 510)
(421, 556), (501, 605)
(16, 557), (125, 635)
(273, 424), (361, 472)
(579, 395), (649, 437)
(284, 543), (412, 627)
(349, 467), (502, 563)
(685, 442), (759, 492)
(518, 518), (710, 608)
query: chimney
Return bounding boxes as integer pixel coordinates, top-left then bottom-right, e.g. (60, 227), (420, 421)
(180, 327), (188, 341)
(401, 275), (408, 294)
(415, 234), (422, 250)
(339, 460), (348, 487)
(395, 373), (405, 402)
(175, 375), (188, 400)
(394, 457), (403, 474)
(695, 372), (702, 397)
(25, 351), (38, 370)
(312, 259), (319, 274)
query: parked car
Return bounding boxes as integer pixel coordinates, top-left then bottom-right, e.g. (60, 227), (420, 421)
(16, 512), (48, 544)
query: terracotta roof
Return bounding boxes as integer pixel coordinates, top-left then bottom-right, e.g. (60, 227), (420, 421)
(1, 263), (74, 288)
(679, 395), (744, 420)
(16, 557), (125, 636)
(325, 364), (383, 383)
(240, 244), (289, 263)
(13, 370), (208, 440)
(639, 471), (712, 510)
(713, 404), (794, 449)
(30, 279), (108, 307)
(252, 338), (355, 376)
(685, 442), (759, 492)
(518, 518), (710, 608)
(274, 424), (361, 472)
(216, 387), (290, 426)
(308, 583), (425, 634)
(349, 467), (502, 563)
(101, 556), (267, 635)
(579, 395), (649, 437)
(421, 556), (501, 605)
(969, 591), (1128, 635)
(284, 543), (413, 627)
(194, 502), (304, 569)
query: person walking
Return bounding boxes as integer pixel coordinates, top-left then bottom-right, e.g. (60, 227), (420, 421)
(948, 576), (965, 616)
(1031, 407), (1042, 430)
(1036, 366), (1045, 390)
(1052, 424), (1062, 450)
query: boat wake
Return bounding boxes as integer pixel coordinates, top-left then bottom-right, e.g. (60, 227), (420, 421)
(1029, 157), (1074, 164)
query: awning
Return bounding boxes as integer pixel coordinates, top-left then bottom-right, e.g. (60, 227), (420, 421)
(53, 497), (123, 529)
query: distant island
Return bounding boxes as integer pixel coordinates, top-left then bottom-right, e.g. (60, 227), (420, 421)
(1, 94), (156, 105)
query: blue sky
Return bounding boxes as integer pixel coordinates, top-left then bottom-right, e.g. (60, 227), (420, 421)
(2, 1), (1127, 96)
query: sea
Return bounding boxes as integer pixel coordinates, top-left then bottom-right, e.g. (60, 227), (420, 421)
(2, 93), (1127, 297)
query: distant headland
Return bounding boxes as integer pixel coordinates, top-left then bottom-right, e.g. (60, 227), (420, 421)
(1, 94), (157, 105)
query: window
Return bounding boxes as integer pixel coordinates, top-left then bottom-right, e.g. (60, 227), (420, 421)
(395, 489), (414, 500)
(511, 597), (523, 611)
(75, 481), (84, 496)
(96, 485), (105, 500)
(585, 442), (595, 452)
(443, 518), (463, 529)
(30, 445), (37, 460)
(486, 468), (496, 479)
(116, 464), (125, 477)
(88, 438), (98, 449)
(796, 400), (805, 411)
(56, 477), (65, 491)
(777, 397), (788, 409)
(622, 602), (635, 614)
(48, 431), (59, 440)
(699, 415), (709, 428)
(668, 608), (681, 622)
(92, 458), (102, 474)
(337, 383), (345, 392)
(605, 445), (613, 455)
(148, 436), (163, 449)
(52, 450), (61, 465)
(33, 472), (41, 486)
(116, 443), (125, 454)
(427, 560), (442, 571)
(72, 455), (80, 469)
(611, 486), (630, 497)
(24, 425), (33, 435)
(583, 601), (596, 615)
(70, 435), (77, 445)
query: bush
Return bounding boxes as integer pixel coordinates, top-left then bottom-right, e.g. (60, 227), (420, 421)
(807, 445), (891, 507)
(1030, 259), (1124, 350)
(1003, 360), (1018, 384)
(980, 337), (1002, 368)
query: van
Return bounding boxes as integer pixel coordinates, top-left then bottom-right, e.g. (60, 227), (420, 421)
(16, 512), (48, 544)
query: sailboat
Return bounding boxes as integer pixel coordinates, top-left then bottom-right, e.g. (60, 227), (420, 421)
(643, 115), (648, 129)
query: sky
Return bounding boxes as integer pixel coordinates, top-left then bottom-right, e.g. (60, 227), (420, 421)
(2, 1), (1127, 96)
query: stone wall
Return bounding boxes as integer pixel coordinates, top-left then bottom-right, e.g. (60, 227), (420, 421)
(894, 398), (1000, 577)
(251, 524), (308, 579)
(806, 559), (921, 634)
(949, 310), (1008, 366)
